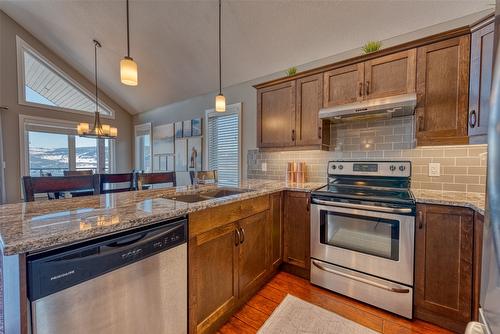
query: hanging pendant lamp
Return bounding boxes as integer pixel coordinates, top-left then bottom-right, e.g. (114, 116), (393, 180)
(78, 40), (118, 139)
(120, 0), (138, 86)
(215, 0), (225, 112)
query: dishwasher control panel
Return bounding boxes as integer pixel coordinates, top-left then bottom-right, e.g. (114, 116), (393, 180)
(27, 218), (187, 301)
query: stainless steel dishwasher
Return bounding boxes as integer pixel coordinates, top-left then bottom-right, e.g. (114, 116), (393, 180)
(27, 217), (187, 334)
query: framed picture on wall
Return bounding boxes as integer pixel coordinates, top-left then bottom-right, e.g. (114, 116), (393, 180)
(153, 123), (174, 155)
(192, 118), (202, 136)
(187, 137), (202, 171)
(183, 120), (192, 137)
(175, 138), (188, 171)
(175, 122), (183, 138)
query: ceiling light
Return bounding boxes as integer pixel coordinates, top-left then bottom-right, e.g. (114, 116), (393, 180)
(215, 0), (225, 112)
(120, 0), (138, 86)
(78, 40), (117, 140)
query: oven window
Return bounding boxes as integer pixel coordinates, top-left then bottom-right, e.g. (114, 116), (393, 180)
(320, 211), (400, 260)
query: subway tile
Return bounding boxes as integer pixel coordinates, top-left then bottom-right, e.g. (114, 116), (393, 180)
(443, 166), (468, 174)
(456, 157), (481, 167)
(431, 157), (455, 166)
(467, 184), (486, 193)
(480, 176), (487, 185)
(375, 143), (393, 150)
(468, 145), (488, 157)
(454, 175), (480, 184)
(421, 182), (443, 191)
(422, 149), (444, 158)
(467, 167), (487, 175)
(443, 183), (467, 192)
(444, 148), (468, 157)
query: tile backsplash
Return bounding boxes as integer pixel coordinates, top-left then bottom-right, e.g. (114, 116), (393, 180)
(247, 116), (487, 194)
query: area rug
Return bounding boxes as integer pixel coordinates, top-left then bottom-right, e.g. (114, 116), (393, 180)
(257, 294), (379, 334)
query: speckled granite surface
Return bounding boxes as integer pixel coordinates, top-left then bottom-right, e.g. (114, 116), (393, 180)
(413, 189), (486, 215)
(0, 180), (323, 256)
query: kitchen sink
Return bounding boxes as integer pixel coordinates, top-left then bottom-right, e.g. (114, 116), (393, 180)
(200, 188), (251, 198)
(165, 187), (251, 203)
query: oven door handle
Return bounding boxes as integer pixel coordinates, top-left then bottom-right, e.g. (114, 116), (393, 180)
(311, 198), (413, 214)
(311, 260), (410, 294)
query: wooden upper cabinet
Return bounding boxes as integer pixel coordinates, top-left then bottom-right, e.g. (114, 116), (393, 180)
(296, 73), (324, 146)
(364, 49), (416, 99)
(237, 211), (270, 297)
(416, 35), (470, 146)
(469, 22), (494, 144)
(257, 81), (296, 148)
(414, 204), (474, 333)
(323, 63), (364, 108)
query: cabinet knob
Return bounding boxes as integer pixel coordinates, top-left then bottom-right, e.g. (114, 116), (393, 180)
(291, 129), (296, 141)
(469, 110), (477, 128)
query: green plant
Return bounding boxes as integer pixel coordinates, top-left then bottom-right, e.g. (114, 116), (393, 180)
(286, 66), (297, 76)
(362, 41), (382, 54)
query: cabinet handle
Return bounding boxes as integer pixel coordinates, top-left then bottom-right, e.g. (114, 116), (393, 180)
(239, 227), (245, 244)
(235, 228), (241, 246)
(418, 211), (424, 229)
(469, 110), (477, 128)
(318, 126), (322, 139)
(358, 82), (363, 97)
(291, 129), (296, 141)
(365, 81), (370, 96)
(417, 114), (424, 132)
(307, 197), (310, 212)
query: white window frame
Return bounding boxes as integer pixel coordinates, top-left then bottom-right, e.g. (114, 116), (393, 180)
(204, 102), (242, 182)
(19, 114), (116, 179)
(134, 123), (153, 172)
(16, 36), (115, 119)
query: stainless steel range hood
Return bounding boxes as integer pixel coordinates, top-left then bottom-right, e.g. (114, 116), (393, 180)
(319, 93), (417, 123)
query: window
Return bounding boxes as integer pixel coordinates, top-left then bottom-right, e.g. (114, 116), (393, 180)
(205, 103), (241, 186)
(20, 115), (114, 177)
(135, 123), (152, 172)
(16, 36), (114, 117)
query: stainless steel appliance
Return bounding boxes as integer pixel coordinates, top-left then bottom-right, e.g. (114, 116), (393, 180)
(310, 161), (415, 318)
(470, 2), (500, 333)
(27, 217), (187, 334)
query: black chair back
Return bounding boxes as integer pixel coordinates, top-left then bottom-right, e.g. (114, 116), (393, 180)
(136, 172), (176, 190)
(98, 173), (135, 194)
(22, 175), (99, 202)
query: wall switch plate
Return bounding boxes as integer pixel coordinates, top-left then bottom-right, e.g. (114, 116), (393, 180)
(429, 163), (441, 177)
(261, 162), (267, 172)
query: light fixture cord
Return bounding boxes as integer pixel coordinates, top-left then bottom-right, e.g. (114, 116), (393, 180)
(126, 0), (130, 57)
(94, 40), (99, 115)
(218, 0), (222, 95)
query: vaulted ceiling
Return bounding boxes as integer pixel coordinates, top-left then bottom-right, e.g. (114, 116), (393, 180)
(0, 1), (492, 114)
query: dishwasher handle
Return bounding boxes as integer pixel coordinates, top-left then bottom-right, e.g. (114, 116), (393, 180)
(28, 218), (187, 302)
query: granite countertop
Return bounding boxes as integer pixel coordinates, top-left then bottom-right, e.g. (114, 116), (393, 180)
(412, 189), (486, 215)
(0, 180), (323, 256)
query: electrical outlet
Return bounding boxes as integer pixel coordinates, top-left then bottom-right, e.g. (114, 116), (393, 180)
(428, 163), (441, 177)
(261, 162), (267, 172)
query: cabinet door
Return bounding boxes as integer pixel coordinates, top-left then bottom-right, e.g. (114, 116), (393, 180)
(414, 204), (473, 333)
(257, 81), (296, 148)
(416, 35), (470, 146)
(323, 63), (364, 108)
(238, 211), (269, 297)
(469, 22), (494, 143)
(189, 223), (239, 334)
(364, 49), (416, 99)
(296, 74), (324, 146)
(283, 191), (310, 269)
(270, 192), (283, 270)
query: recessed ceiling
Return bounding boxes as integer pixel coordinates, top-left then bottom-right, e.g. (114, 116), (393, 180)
(0, 0), (492, 115)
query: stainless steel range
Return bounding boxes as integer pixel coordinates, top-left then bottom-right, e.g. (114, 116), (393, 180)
(310, 160), (415, 318)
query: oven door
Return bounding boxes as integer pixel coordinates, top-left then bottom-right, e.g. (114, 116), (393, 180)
(311, 199), (414, 285)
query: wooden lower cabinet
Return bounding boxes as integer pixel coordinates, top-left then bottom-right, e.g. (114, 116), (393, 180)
(188, 194), (282, 333)
(414, 204), (483, 333)
(283, 191), (311, 278)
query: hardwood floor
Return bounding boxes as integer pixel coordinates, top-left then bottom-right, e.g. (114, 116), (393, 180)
(218, 271), (453, 334)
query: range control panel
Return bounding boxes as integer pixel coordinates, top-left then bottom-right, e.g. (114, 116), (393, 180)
(328, 161), (411, 177)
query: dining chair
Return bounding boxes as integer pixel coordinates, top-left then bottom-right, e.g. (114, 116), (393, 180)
(64, 170), (94, 176)
(97, 173), (135, 194)
(190, 170), (217, 185)
(22, 175), (99, 202)
(135, 172), (176, 190)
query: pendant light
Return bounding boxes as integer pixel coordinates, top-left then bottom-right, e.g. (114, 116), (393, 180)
(78, 40), (118, 139)
(215, 0), (226, 112)
(120, 0), (138, 86)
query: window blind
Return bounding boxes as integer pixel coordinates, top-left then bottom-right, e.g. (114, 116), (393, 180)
(207, 112), (240, 186)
